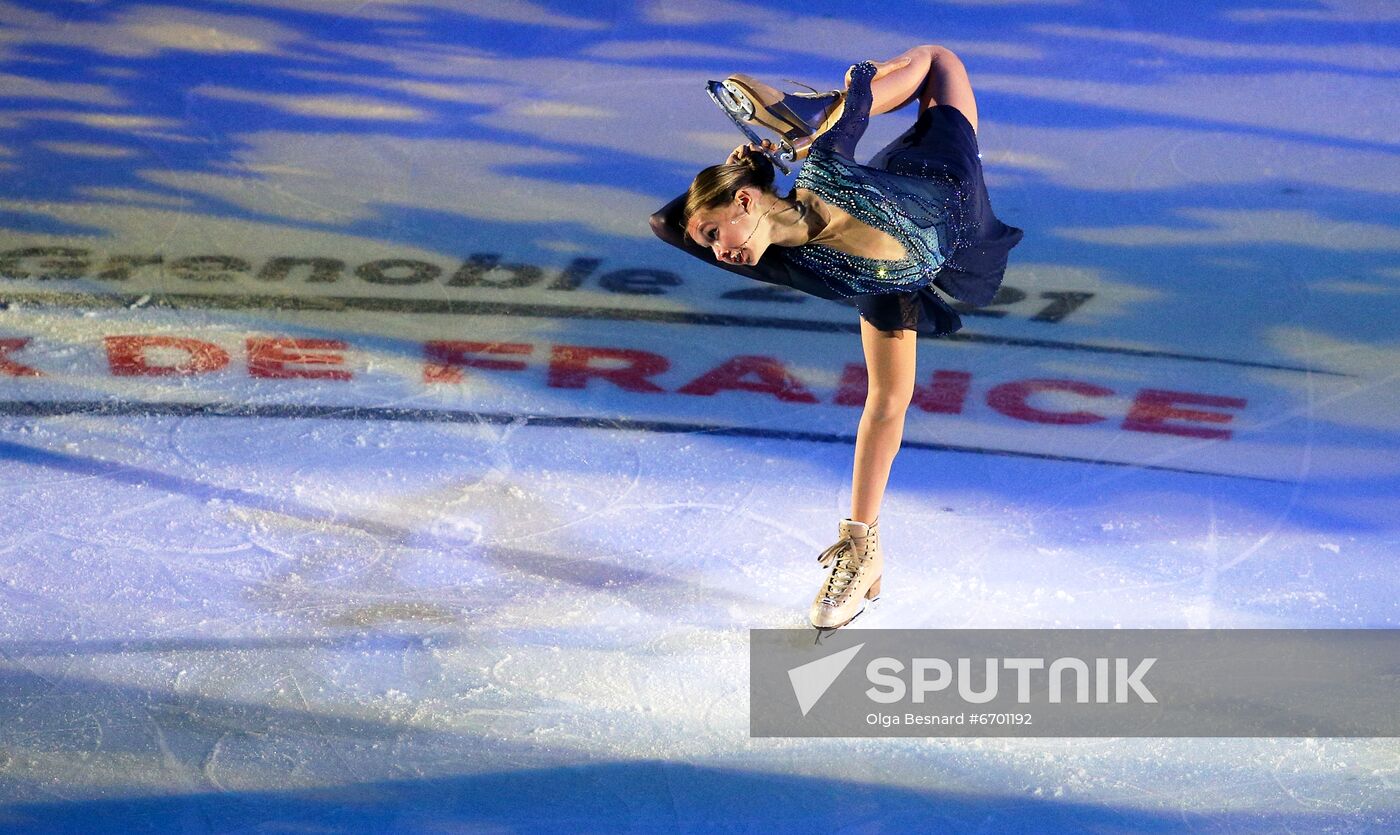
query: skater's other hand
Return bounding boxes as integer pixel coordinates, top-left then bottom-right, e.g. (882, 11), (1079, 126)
(728, 139), (776, 165)
(847, 55), (913, 87)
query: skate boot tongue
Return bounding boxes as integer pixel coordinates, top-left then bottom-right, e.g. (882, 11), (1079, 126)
(839, 519), (870, 538)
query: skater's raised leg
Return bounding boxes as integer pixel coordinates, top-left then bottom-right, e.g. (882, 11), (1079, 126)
(864, 44), (979, 134)
(709, 44), (982, 166)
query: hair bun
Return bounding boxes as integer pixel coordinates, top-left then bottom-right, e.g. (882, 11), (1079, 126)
(742, 151), (776, 189)
(685, 148), (780, 223)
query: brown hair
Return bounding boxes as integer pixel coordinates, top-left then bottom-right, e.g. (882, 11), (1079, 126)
(682, 153), (777, 231)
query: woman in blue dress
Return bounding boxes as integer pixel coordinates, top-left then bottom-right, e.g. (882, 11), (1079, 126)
(648, 45), (1024, 630)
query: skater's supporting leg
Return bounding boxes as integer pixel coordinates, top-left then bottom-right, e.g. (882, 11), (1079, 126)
(850, 318), (917, 524)
(866, 44), (979, 135)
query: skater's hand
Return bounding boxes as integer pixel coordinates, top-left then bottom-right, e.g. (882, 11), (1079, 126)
(728, 139), (776, 164)
(846, 55), (913, 87)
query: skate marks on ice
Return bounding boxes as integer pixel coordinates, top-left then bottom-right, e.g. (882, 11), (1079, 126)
(0, 422), (795, 633)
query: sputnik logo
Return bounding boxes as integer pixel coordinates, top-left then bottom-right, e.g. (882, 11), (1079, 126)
(787, 643), (864, 717)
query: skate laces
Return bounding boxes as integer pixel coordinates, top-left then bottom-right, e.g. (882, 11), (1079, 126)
(817, 537), (863, 602)
(783, 78), (823, 96)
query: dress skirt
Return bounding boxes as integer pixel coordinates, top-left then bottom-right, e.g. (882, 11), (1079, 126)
(852, 104), (1024, 335)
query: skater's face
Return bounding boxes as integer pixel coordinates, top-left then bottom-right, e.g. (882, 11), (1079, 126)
(687, 187), (772, 267)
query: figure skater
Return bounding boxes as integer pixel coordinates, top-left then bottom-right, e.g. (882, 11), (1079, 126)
(648, 45), (1024, 630)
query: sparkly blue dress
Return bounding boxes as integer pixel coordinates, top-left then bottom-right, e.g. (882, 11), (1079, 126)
(650, 61), (1024, 336)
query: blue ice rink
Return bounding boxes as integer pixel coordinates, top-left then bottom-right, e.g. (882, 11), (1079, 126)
(0, 0), (1397, 831)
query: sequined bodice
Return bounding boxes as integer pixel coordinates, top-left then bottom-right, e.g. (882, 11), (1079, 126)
(787, 61), (967, 297)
